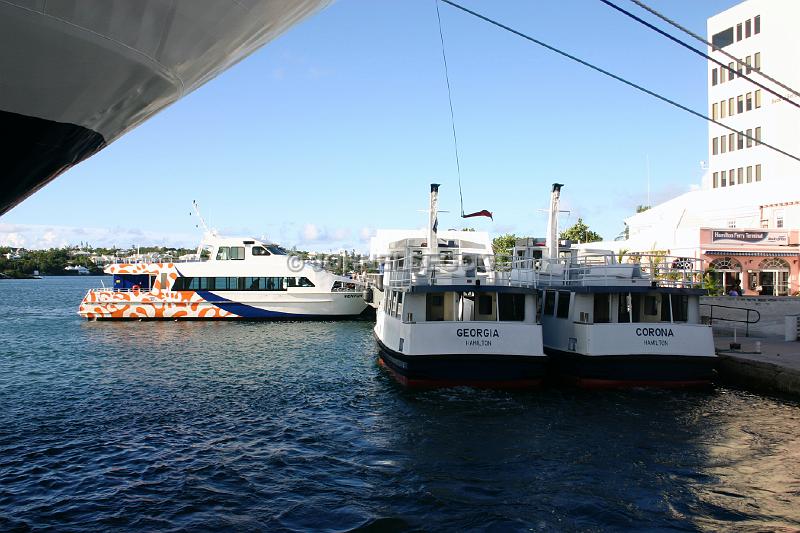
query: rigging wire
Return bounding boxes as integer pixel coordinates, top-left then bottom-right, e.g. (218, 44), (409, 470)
(598, 0), (800, 110)
(438, 0), (800, 164)
(434, 0), (465, 216)
(628, 0), (800, 100)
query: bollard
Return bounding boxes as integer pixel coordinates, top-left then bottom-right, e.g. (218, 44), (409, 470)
(785, 316), (798, 342)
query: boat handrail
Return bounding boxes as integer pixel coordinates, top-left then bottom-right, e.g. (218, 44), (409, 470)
(534, 253), (705, 289)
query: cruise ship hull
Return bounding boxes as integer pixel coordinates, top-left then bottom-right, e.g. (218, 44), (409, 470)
(0, 0), (329, 215)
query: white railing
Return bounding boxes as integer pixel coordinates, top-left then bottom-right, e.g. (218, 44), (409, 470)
(535, 252), (705, 289)
(383, 250), (538, 289)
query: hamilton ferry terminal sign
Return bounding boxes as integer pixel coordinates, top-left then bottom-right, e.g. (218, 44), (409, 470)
(712, 230), (789, 245)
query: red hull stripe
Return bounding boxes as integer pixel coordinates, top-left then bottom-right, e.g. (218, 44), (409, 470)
(378, 358), (542, 390)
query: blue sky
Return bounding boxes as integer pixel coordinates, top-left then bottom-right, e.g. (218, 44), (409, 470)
(1, 0), (740, 251)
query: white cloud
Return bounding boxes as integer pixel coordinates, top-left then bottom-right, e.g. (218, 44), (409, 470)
(0, 223), (198, 249)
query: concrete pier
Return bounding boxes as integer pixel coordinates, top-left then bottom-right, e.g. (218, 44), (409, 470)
(714, 335), (800, 397)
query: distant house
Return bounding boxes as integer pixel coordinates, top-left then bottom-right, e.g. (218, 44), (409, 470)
(64, 265), (91, 275)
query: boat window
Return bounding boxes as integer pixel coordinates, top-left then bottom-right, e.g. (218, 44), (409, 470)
(426, 293), (445, 321)
(478, 295), (493, 316)
(671, 295), (689, 322)
(267, 245), (287, 256)
(252, 246), (271, 256)
(544, 291), (556, 315)
(198, 277), (213, 290)
(593, 293), (610, 323)
(230, 247), (245, 260)
(298, 277), (315, 287)
(644, 295), (658, 316)
(556, 291), (570, 319)
(216, 246), (229, 260)
(498, 293), (525, 321)
(246, 277), (261, 290)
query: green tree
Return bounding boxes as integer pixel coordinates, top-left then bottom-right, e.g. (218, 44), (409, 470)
(636, 205), (651, 213)
(492, 234), (517, 256)
(559, 218), (602, 244)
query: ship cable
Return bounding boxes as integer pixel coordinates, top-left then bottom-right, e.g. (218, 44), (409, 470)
(434, 0), (493, 220)
(438, 0), (800, 164)
(627, 0), (800, 100)
(598, 0), (800, 110)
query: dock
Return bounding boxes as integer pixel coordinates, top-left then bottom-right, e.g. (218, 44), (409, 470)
(714, 335), (800, 397)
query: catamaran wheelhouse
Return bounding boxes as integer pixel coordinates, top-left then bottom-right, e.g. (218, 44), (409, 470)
(78, 234), (367, 320)
(374, 184), (546, 388)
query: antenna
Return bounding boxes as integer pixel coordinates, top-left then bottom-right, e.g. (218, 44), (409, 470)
(191, 200), (216, 236)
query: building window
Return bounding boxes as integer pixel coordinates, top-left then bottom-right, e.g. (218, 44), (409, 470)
(754, 52), (761, 70)
(712, 137), (719, 155)
(713, 172), (719, 188)
(729, 168), (735, 185)
(728, 97), (735, 115)
(729, 133), (735, 151)
(745, 19), (752, 38)
(755, 89), (761, 108)
(747, 166), (753, 183)
(776, 211), (784, 228)
(737, 131), (744, 150)
(721, 135), (727, 153)
(755, 127), (762, 145)
(736, 23), (742, 41)
(721, 170), (727, 187)
(720, 99), (727, 118)
(737, 95), (744, 114)
(713, 27), (735, 48)
(728, 62), (735, 81)
(712, 102), (718, 120)
(728, 220), (736, 228)
(756, 164), (762, 181)
(754, 15), (760, 34)
(746, 128), (753, 148)
(746, 92), (752, 111)
(745, 56), (752, 74)
(737, 167), (743, 184)
(712, 68), (718, 86)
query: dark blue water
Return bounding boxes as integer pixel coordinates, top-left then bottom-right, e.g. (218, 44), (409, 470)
(1, 277), (800, 531)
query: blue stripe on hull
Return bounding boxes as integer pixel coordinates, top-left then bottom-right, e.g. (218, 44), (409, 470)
(195, 291), (351, 319)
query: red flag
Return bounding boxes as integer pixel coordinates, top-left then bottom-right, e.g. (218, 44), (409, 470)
(462, 209), (493, 220)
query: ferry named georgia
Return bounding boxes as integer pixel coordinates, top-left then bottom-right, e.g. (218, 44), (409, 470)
(373, 184), (546, 388)
(78, 233), (366, 320)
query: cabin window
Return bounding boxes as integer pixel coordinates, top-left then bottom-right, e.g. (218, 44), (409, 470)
(252, 246), (271, 256)
(644, 295), (658, 316)
(216, 247), (229, 260)
(544, 291), (556, 316)
(498, 293), (525, 321)
(618, 293), (641, 322)
(230, 247), (245, 260)
(267, 245), (287, 255)
(593, 293), (610, 323)
(478, 295), (493, 316)
(426, 293), (445, 321)
(556, 291), (570, 319)
(671, 295), (689, 322)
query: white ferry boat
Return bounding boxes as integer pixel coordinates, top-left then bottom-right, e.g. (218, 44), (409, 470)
(79, 233), (366, 320)
(513, 184), (716, 388)
(374, 184), (546, 388)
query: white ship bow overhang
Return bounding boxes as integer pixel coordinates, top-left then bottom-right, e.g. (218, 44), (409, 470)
(0, 0), (330, 215)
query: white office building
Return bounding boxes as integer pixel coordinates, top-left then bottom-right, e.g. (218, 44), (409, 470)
(614, 0), (800, 296)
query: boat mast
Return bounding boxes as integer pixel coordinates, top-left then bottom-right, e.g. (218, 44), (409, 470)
(427, 183), (440, 269)
(545, 183), (564, 260)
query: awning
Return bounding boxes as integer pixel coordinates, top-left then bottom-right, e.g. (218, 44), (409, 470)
(703, 250), (800, 257)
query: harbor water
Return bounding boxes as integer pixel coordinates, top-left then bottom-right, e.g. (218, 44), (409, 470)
(1, 277), (800, 531)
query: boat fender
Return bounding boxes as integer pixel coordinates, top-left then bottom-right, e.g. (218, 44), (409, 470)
(363, 287), (373, 303)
